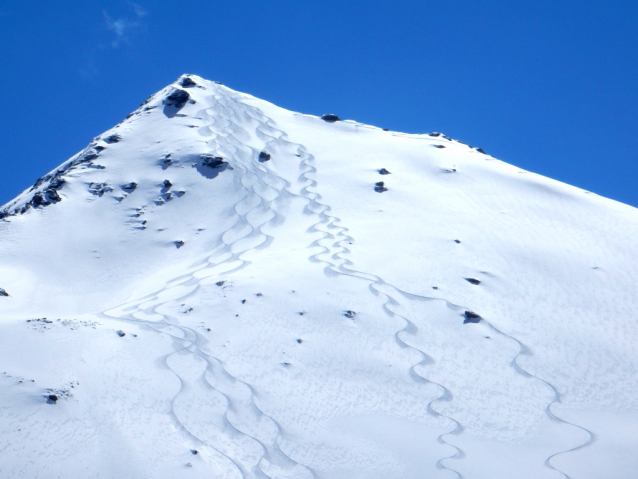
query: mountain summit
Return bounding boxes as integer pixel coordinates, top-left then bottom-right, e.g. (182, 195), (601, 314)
(1, 74), (637, 479)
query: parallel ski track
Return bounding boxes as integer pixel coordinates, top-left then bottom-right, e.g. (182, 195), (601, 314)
(103, 89), (317, 479)
(103, 81), (594, 478)
(247, 101), (595, 477)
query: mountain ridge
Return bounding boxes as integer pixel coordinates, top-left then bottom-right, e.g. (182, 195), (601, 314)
(1, 74), (637, 479)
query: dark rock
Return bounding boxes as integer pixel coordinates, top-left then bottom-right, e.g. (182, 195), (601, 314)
(463, 311), (482, 324)
(454, 239), (461, 244)
(89, 182), (113, 197)
(430, 132), (441, 137)
(181, 77), (197, 88)
(190, 449), (198, 455)
(0, 210), (9, 220)
(44, 188), (62, 203)
(378, 168), (391, 175)
(164, 89), (190, 109)
(117, 330), (126, 337)
(47, 394), (58, 403)
(241, 299), (247, 304)
(343, 310), (356, 319)
(432, 286), (438, 290)
(122, 182), (137, 192)
(464, 278), (481, 285)
(80, 152), (99, 163)
(215, 281), (225, 287)
(297, 339), (303, 344)
(163, 180), (172, 189)
(433, 145), (446, 149)
(49, 178), (65, 190)
(104, 134), (121, 144)
(258, 152), (271, 163)
(0, 288), (8, 297)
(383, 128), (389, 131)
(374, 181), (388, 193)
(33, 174), (52, 190)
(476, 148), (486, 154)
(201, 154), (227, 169)
(94, 146), (106, 152)
(31, 192), (49, 207)
(175, 241), (185, 248)
(321, 114), (341, 123)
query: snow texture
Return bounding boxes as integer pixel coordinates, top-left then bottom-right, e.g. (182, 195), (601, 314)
(1, 74), (638, 479)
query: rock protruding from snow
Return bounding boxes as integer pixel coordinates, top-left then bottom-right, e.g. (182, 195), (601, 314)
(321, 114), (341, 123)
(104, 134), (121, 144)
(181, 77), (197, 88)
(374, 181), (388, 193)
(463, 311), (482, 323)
(0, 288), (8, 297)
(258, 152), (271, 162)
(164, 89), (190, 109)
(378, 168), (391, 175)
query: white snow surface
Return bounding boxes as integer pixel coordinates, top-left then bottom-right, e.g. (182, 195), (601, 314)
(1, 74), (637, 479)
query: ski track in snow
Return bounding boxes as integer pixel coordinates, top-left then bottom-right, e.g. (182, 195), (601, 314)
(100, 82), (595, 478)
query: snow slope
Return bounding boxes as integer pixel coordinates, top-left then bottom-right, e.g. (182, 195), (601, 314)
(1, 74), (637, 479)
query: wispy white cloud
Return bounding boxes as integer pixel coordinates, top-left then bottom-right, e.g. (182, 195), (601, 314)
(129, 2), (147, 18)
(103, 3), (148, 48)
(103, 11), (138, 48)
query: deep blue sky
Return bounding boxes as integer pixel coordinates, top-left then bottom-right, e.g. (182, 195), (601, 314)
(1, 0), (637, 208)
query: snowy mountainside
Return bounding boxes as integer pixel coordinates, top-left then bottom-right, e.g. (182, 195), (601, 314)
(1, 74), (637, 479)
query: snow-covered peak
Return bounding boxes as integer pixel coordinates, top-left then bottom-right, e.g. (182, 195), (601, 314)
(1, 75), (637, 479)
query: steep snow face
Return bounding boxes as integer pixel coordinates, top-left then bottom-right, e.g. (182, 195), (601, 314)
(1, 74), (638, 479)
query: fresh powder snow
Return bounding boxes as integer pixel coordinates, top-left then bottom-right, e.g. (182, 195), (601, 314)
(1, 74), (637, 479)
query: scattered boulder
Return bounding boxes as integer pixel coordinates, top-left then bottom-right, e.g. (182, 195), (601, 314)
(31, 192), (49, 207)
(258, 152), (271, 162)
(374, 181), (388, 193)
(463, 311), (482, 324)
(321, 114), (341, 123)
(476, 148), (486, 154)
(190, 449), (198, 455)
(49, 178), (65, 190)
(117, 330), (126, 337)
(122, 182), (137, 192)
(430, 132), (441, 137)
(297, 339), (303, 344)
(201, 154), (228, 169)
(175, 241), (185, 248)
(47, 394), (58, 403)
(343, 310), (356, 319)
(89, 182), (113, 197)
(164, 89), (190, 109)
(241, 299), (247, 304)
(0, 288), (8, 297)
(433, 145), (446, 149)
(378, 168), (391, 175)
(104, 134), (121, 144)
(464, 278), (481, 285)
(383, 128), (389, 131)
(181, 77), (197, 88)
(454, 239), (461, 244)
(44, 188), (62, 203)
(215, 281), (225, 287)
(163, 179), (172, 189)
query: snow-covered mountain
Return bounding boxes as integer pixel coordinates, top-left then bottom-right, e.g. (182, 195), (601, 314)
(1, 74), (637, 479)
